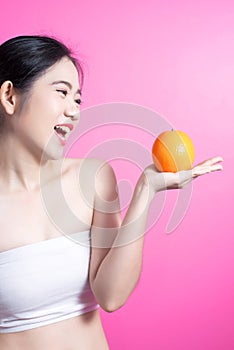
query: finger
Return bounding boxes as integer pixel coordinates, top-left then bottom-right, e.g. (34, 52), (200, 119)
(192, 163), (223, 177)
(210, 156), (223, 162)
(211, 163), (223, 171)
(195, 156), (223, 167)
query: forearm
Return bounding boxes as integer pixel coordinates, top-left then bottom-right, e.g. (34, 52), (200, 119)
(92, 177), (155, 311)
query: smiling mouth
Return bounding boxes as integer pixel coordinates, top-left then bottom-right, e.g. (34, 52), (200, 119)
(54, 124), (74, 139)
(54, 126), (67, 137)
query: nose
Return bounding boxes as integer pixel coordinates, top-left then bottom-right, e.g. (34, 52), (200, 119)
(64, 98), (80, 121)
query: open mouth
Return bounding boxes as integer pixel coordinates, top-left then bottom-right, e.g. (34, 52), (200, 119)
(53, 124), (74, 142)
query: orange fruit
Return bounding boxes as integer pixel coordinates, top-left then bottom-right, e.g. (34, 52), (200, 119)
(152, 130), (195, 172)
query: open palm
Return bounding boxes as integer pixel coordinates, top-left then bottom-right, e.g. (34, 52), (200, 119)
(142, 156), (223, 193)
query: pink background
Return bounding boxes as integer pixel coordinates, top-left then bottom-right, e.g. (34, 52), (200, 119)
(1, 1), (233, 349)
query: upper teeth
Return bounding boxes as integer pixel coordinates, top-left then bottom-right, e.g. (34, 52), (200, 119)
(55, 125), (70, 134)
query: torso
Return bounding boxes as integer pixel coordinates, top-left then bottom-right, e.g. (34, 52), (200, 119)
(0, 158), (110, 350)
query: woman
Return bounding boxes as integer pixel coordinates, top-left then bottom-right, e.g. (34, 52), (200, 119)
(0, 35), (223, 350)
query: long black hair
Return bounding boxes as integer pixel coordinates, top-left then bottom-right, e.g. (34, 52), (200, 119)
(0, 35), (84, 95)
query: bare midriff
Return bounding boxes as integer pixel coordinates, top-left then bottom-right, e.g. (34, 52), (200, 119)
(0, 309), (110, 350)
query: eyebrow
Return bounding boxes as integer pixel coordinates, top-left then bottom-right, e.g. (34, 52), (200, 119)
(51, 80), (82, 95)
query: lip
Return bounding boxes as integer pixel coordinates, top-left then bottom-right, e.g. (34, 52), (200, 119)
(54, 130), (66, 146)
(54, 123), (74, 131)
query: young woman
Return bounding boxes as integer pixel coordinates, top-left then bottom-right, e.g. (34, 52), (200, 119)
(0, 35), (223, 350)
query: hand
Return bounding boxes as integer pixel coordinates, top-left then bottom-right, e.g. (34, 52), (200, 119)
(141, 156), (223, 195)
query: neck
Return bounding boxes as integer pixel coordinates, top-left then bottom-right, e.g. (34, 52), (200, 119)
(0, 135), (59, 194)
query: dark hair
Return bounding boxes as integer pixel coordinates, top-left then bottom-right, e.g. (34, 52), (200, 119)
(0, 35), (84, 95)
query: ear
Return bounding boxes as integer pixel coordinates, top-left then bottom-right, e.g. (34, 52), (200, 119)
(0, 81), (18, 115)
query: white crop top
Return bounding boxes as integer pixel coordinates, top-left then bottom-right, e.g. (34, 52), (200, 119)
(0, 230), (99, 333)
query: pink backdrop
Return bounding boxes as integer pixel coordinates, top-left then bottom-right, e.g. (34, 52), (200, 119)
(1, 1), (233, 349)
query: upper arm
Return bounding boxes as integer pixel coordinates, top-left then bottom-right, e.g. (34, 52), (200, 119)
(89, 160), (122, 290)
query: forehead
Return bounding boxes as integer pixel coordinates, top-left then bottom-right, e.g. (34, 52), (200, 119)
(40, 57), (80, 90)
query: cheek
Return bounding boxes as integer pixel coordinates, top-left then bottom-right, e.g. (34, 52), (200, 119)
(32, 95), (63, 123)
(46, 96), (63, 113)
(18, 92), (64, 136)
(39, 95), (62, 117)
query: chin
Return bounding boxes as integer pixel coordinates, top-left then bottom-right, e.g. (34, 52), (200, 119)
(40, 144), (64, 163)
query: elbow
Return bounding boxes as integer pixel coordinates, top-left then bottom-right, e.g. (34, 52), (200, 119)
(101, 299), (127, 313)
(99, 280), (141, 313)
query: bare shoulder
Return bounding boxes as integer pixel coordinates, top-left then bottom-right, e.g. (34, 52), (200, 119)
(65, 157), (110, 178)
(66, 157), (118, 207)
(62, 157), (117, 196)
(64, 157), (112, 198)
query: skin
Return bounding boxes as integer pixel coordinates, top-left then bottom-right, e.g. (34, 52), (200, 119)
(0, 55), (223, 349)
(0, 56), (81, 192)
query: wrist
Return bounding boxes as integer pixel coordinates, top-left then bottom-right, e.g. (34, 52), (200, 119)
(134, 174), (155, 205)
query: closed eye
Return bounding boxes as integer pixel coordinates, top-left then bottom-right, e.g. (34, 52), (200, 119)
(57, 90), (82, 105)
(57, 89), (68, 96)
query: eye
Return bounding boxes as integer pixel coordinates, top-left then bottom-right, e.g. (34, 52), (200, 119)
(75, 98), (82, 105)
(56, 89), (68, 96)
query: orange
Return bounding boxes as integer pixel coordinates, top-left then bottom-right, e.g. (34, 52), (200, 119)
(152, 129), (195, 172)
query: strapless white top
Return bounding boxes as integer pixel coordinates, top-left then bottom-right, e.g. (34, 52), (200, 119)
(0, 230), (99, 333)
